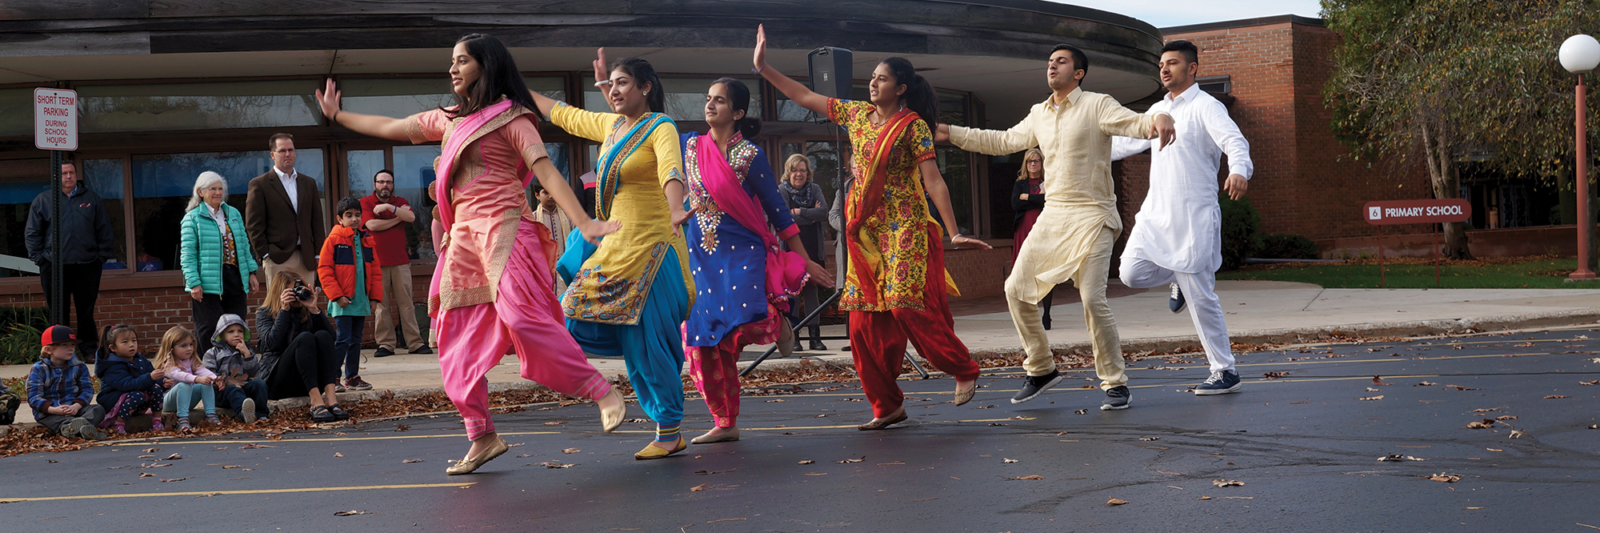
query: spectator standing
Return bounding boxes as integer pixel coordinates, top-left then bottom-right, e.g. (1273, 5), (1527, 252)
(245, 133), (325, 288)
(180, 171), (261, 355)
(1009, 148), (1054, 330)
(360, 170), (430, 357)
(320, 196), (383, 392)
(777, 154), (829, 351)
(530, 181), (576, 295)
(24, 157), (115, 356)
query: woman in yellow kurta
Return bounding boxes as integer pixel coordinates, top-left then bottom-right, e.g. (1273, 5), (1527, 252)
(753, 26), (992, 430)
(528, 50), (696, 460)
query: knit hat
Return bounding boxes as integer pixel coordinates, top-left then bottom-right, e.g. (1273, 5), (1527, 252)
(213, 314), (251, 343)
(41, 325), (76, 346)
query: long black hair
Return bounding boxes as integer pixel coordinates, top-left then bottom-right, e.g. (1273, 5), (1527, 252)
(879, 57), (938, 127)
(445, 34), (543, 121)
(712, 77), (761, 139)
(610, 57), (666, 113)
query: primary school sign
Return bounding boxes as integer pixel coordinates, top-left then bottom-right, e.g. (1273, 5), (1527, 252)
(1364, 199), (1472, 225)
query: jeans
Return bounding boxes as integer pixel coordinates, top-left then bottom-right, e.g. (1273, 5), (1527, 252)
(334, 315), (367, 380)
(162, 382), (216, 417)
(220, 379), (270, 420)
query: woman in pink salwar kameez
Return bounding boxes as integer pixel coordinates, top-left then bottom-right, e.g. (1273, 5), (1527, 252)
(313, 34), (625, 475)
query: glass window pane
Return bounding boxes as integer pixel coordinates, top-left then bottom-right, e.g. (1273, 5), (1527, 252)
(938, 91), (967, 127)
(525, 76), (565, 102)
(78, 80), (322, 133)
(0, 159), (49, 277)
(341, 78), (453, 119)
(130, 149), (324, 271)
(936, 147), (972, 234)
(345, 150), (386, 200)
(586, 77), (760, 120)
(393, 145), (440, 261)
(0, 88), (32, 137)
(82, 159), (128, 269)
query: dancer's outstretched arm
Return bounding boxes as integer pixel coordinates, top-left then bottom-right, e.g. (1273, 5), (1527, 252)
(752, 24), (829, 116)
(316, 79), (410, 141)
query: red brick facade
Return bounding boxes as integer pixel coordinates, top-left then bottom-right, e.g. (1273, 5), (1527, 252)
(1115, 18), (1432, 257)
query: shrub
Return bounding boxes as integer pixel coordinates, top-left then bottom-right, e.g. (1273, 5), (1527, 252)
(1219, 193), (1262, 271)
(0, 307), (48, 366)
(1257, 233), (1319, 260)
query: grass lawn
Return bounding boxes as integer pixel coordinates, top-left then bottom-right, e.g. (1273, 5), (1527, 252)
(1218, 257), (1600, 289)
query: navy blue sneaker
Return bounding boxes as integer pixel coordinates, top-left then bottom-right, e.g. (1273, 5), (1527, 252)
(1169, 283), (1186, 313)
(1195, 370), (1242, 396)
(1100, 385), (1131, 410)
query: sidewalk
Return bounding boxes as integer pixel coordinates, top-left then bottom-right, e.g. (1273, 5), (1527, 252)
(5, 280), (1598, 428)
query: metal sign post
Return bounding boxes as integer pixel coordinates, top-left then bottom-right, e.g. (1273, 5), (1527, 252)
(1363, 199), (1473, 288)
(35, 88), (79, 325)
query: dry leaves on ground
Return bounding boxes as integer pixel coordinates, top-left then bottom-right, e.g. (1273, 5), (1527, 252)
(333, 510), (373, 516)
(1580, 380), (1599, 386)
(1262, 371), (1289, 380)
(1003, 458), (1019, 463)
(1074, 409), (1088, 415)
(1415, 381), (1438, 387)
(1378, 455), (1426, 462)
(1107, 498), (1129, 506)
(1139, 437), (1160, 441)
(1429, 473), (1462, 483)
(1000, 475), (1045, 480)
(690, 484), (710, 492)
(1359, 395), (1384, 401)
(797, 460), (814, 465)
(1212, 479), (1244, 487)
(535, 462), (575, 469)
(1372, 376), (1392, 385)
(1466, 420), (1495, 429)
(402, 459), (424, 463)
(1544, 395), (1567, 399)
(562, 448), (580, 454)
(1509, 430), (1528, 439)
(836, 456), (865, 464)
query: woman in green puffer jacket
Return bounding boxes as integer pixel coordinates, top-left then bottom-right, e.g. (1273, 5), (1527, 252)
(180, 171), (261, 354)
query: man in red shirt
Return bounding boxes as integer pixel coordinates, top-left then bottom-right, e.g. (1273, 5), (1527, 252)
(361, 169), (430, 357)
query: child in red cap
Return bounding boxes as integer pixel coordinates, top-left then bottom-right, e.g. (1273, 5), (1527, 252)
(27, 325), (107, 440)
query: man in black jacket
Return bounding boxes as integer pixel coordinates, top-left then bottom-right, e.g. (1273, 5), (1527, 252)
(24, 158), (115, 356)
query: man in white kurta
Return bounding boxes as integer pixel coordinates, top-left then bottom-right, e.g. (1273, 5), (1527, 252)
(938, 45), (1173, 410)
(1113, 41), (1254, 396)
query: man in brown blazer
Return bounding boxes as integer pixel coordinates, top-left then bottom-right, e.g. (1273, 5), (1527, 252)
(245, 133), (324, 288)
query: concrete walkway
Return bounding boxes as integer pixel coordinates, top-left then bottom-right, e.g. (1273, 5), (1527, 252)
(5, 280), (1598, 427)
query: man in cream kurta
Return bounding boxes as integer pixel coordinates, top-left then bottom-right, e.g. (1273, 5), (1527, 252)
(938, 45), (1173, 411)
(1112, 41), (1253, 397)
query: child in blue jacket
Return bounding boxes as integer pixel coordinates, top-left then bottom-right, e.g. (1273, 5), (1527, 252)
(94, 324), (169, 434)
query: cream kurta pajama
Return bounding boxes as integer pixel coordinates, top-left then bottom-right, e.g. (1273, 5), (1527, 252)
(948, 87), (1166, 389)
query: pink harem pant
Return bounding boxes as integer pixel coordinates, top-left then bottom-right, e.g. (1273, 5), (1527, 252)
(685, 307), (782, 428)
(436, 221), (612, 441)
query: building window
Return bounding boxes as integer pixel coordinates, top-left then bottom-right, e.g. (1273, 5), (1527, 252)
(585, 77), (761, 120)
(83, 158), (128, 269)
(130, 150), (325, 271)
(77, 80), (323, 133)
(340, 76), (565, 120)
(0, 159), (51, 277)
(1197, 75), (1232, 95)
(0, 88), (31, 137)
(391, 145), (440, 261)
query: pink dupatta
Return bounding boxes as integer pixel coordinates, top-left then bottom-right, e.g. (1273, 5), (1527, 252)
(696, 134), (807, 307)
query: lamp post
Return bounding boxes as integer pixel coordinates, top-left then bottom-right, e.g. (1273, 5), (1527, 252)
(1560, 34), (1600, 280)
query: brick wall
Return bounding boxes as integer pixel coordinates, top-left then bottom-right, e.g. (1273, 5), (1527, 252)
(1114, 21), (1432, 257)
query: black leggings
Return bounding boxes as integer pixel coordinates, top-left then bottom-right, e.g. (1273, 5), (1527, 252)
(265, 330), (340, 401)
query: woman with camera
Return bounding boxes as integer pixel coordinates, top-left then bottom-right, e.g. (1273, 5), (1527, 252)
(256, 270), (345, 422)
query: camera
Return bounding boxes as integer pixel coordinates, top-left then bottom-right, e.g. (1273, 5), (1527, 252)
(292, 279), (314, 301)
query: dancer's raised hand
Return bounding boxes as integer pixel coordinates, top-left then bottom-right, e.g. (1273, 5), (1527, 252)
(753, 24), (768, 73)
(592, 48), (610, 84)
(315, 78), (342, 121)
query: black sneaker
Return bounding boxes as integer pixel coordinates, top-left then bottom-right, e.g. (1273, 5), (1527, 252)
(1011, 370), (1062, 404)
(409, 346), (433, 355)
(1169, 283), (1186, 313)
(374, 347), (396, 358)
(1101, 385), (1131, 410)
(345, 376), (373, 391)
(1194, 370), (1242, 396)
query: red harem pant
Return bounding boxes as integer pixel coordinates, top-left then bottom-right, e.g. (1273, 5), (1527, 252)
(848, 230), (981, 418)
(435, 221), (612, 441)
(685, 307), (783, 428)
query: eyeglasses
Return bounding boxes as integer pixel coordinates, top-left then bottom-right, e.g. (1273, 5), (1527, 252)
(272, 148), (295, 154)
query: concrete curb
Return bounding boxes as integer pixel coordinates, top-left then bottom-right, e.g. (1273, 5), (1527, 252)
(6, 309), (1596, 438)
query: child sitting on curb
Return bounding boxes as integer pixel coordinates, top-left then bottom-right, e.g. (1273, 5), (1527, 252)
(203, 314), (270, 423)
(153, 326), (223, 432)
(27, 325), (107, 440)
(95, 324), (168, 434)
(319, 196), (383, 393)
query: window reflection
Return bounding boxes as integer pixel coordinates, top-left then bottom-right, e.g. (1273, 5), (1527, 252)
(78, 81), (322, 133)
(0, 159), (50, 277)
(392, 145), (440, 261)
(83, 159), (129, 269)
(131, 150), (324, 271)
(586, 78), (761, 120)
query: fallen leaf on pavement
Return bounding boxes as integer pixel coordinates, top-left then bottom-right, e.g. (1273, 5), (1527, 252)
(837, 456), (865, 464)
(1378, 455), (1426, 462)
(765, 399), (785, 403)
(1580, 380), (1599, 386)
(535, 462), (575, 469)
(1212, 479), (1244, 487)
(797, 460), (814, 465)
(1139, 437), (1160, 441)
(394, 424), (410, 432)
(402, 459), (424, 463)
(334, 452), (343, 458)
(1509, 430), (1527, 439)
(1372, 376), (1392, 385)
(1107, 498), (1128, 505)
(1467, 506), (1484, 510)
(1472, 408), (1498, 413)
(1486, 448), (1502, 452)
(1366, 387), (1381, 392)
(160, 477), (189, 483)
(1429, 473), (1461, 483)
(1074, 409), (1088, 415)
(976, 405), (996, 409)
(1544, 395), (1567, 399)
(139, 472), (154, 478)
(1496, 415), (1517, 420)
(1262, 371), (1288, 380)
(163, 454), (182, 460)
(1359, 395), (1384, 401)
(1199, 496), (1213, 500)
(695, 468), (737, 475)
(333, 510), (372, 516)
(1415, 381), (1438, 387)
(1001, 475), (1045, 480)
(690, 484), (710, 492)
(143, 448), (159, 453)
(1003, 458), (1018, 463)
(561, 448), (581, 454)
(543, 420), (566, 426)
(1466, 420), (1494, 429)
(1445, 385), (1479, 391)
(1588, 425), (1598, 430)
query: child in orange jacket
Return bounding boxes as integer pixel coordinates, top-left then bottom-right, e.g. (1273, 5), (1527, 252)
(319, 197), (383, 392)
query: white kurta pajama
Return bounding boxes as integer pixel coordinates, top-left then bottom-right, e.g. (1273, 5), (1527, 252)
(1112, 83), (1254, 373)
(948, 87), (1166, 388)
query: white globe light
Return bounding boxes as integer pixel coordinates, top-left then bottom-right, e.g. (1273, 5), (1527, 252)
(1560, 34), (1600, 73)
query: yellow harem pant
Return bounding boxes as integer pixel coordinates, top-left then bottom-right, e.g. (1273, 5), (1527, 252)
(1005, 224), (1127, 390)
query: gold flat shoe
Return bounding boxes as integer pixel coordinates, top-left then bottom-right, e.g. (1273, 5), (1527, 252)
(776, 316), (795, 358)
(633, 436), (687, 460)
(857, 409), (909, 431)
(445, 436), (509, 475)
(598, 388), (626, 434)
(690, 428), (740, 444)
(953, 381), (978, 406)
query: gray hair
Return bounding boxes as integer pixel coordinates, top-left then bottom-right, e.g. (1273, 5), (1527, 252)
(187, 171), (228, 211)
